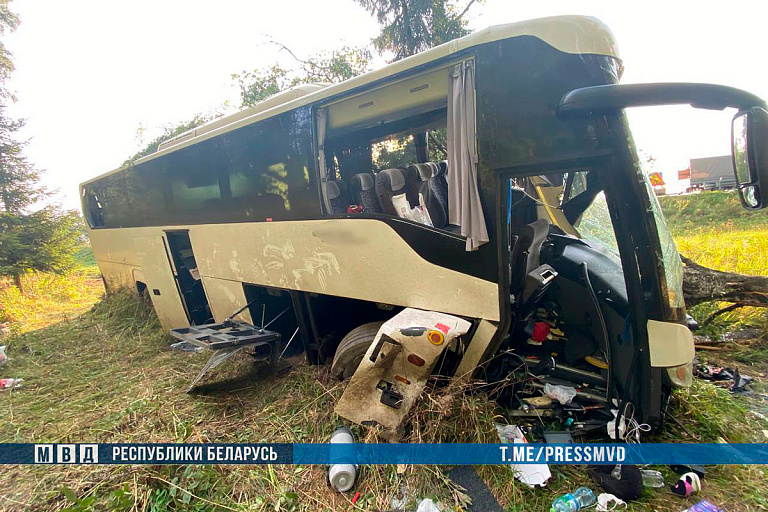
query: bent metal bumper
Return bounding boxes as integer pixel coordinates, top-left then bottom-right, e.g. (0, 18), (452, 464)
(334, 309), (471, 438)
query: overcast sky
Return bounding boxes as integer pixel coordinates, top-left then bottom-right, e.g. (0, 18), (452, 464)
(6, 0), (768, 209)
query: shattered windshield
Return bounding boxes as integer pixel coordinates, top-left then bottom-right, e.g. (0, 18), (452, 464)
(642, 174), (685, 309)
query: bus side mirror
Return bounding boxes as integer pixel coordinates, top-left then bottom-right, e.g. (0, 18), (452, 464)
(732, 107), (768, 209)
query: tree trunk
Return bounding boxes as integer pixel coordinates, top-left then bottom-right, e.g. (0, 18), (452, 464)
(12, 273), (23, 294)
(682, 256), (768, 308)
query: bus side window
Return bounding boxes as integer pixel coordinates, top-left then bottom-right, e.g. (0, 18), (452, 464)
(83, 188), (105, 228)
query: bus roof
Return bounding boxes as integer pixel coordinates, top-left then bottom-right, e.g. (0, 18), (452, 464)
(82, 15), (620, 186)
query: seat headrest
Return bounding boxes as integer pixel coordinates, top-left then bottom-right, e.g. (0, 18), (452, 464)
(438, 160), (448, 176)
(409, 163), (430, 182)
(351, 173), (375, 191)
(379, 168), (405, 191)
(323, 181), (341, 200)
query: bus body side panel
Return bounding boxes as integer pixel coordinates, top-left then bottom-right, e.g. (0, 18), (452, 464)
(187, 219), (500, 322)
(86, 219), (499, 329)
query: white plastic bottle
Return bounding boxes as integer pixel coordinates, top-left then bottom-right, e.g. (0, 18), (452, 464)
(328, 426), (356, 492)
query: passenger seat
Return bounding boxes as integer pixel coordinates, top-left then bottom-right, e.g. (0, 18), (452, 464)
(349, 172), (383, 213)
(401, 165), (423, 209)
(375, 168), (409, 216)
(409, 163), (447, 228)
(323, 180), (349, 215)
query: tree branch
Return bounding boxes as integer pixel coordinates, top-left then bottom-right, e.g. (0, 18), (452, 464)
(457, 0), (479, 20)
(268, 40), (311, 66)
(681, 254), (768, 308)
(702, 303), (746, 326)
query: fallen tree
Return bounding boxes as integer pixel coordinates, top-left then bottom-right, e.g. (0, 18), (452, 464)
(681, 256), (768, 313)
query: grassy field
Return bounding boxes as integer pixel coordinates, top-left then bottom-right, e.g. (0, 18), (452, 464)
(659, 191), (768, 334)
(0, 194), (766, 511)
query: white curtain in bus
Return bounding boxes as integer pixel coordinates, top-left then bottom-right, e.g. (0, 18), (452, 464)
(317, 108), (333, 213)
(447, 60), (488, 251)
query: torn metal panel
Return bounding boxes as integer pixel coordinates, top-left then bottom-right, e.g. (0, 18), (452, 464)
(335, 308), (471, 437)
(454, 318), (500, 380)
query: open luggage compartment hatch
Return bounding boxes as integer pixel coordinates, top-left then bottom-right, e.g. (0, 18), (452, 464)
(170, 322), (281, 391)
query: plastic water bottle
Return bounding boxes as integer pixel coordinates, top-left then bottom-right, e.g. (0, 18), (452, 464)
(640, 469), (665, 488)
(550, 487), (596, 512)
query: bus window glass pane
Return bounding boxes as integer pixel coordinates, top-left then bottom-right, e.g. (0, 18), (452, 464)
(94, 108), (318, 228)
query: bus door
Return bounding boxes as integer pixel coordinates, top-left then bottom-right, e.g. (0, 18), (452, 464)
(134, 236), (190, 330)
(164, 231), (213, 326)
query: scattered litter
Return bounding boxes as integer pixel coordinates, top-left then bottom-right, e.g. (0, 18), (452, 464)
(682, 500), (724, 512)
(551, 487), (595, 511)
(389, 483), (412, 510)
(169, 341), (202, 353)
(350, 491), (360, 506)
(544, 383), (578, 405)
(523, 395), (553, 408)
(588, 465), (643, 501)
(0, 378), (23, 390)
(639, 469), (664, 488)
(695, 363), (734, 381)
(543, 430), (573, 443)
(694, 363), (753, 393)
(671, 472), (701, 498)
(597, 493), (626, 511)
(328, 426), (357, 493)
(730, 368), (752, 393)
(0, 345), (7, 365)
(416, 498), (441, 512)
(495, 424), (551, 487)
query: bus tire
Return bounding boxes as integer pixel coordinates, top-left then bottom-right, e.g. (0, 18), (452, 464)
(331, 321), (385, 380)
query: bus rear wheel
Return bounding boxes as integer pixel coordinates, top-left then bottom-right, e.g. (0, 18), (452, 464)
(331, 321), (384, 380)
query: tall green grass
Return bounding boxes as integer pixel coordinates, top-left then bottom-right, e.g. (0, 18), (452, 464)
(659, 190), (767, 233)
(0, 272), (104, 335)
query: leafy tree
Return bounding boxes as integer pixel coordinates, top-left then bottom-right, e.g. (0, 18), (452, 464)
(0, 208), (81, 290)
(126, 46), (370, 163)
(0, 0), (18, 96)
(125, 114), (211, 164)
(0, 113), (45, 212)
(0, 113), (81, 291)
(354, 0), (478, 60)
(0, 1), (80, 292)
(233, 45), (371, 107)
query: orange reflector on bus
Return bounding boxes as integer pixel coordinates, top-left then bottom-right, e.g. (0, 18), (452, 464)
(427, 330), (444, 345)
(407, 354), (425, 366)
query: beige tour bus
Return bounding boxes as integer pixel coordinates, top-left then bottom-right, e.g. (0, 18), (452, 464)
(81, 15), (768, 435)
